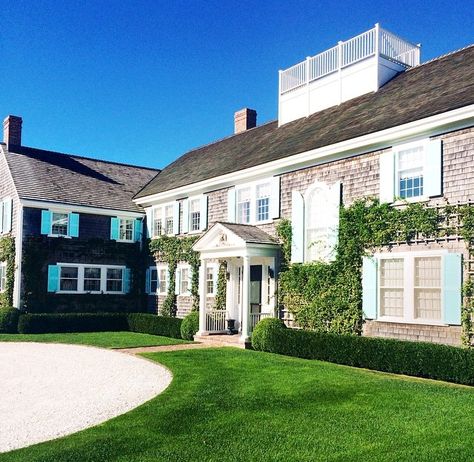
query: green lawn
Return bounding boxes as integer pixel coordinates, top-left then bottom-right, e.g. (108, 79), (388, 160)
(3, 348), (474, 461)
(0, 331), (189, 349)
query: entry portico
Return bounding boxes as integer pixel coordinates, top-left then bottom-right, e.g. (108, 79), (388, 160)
(193, 222), (280, 344)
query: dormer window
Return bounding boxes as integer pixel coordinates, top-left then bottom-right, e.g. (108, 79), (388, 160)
(41, 210), (79, 238)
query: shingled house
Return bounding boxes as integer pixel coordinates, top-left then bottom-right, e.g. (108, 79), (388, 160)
(0, 116), (158, 313)
(134, 25), (474, 346)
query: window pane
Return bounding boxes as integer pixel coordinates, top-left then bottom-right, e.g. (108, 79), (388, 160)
(52, 213), (68, 236)
(237, 188), (251, 224)
(398, 145), (424, 199)
(257, 197), (269, 221)
(119, 219), (133, 241)
(159, 269), (167, 293)
(150, 269), (158, 293)
(380, 259), (404, 317)
(206, 267), (214, 295)
(165, 205), (174, 234)
(415, 257), (441, 320)
(190, 200), (201, 231)
(84, 267), (101, 292)
(180, 268), (189, 294)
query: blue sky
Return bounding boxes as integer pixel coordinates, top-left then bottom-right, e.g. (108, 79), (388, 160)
(1, 0), (472, 169)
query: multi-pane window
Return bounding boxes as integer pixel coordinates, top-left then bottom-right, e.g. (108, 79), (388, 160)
(106, 268), (123, 292)
(84, 267), (101, 292)
(52, 212), (68, 236)
(190, 199), (201, 232)
(398, 145), (424, 199)
(60, 266), (79, 291)
(206, 266), (215, 295)
(237, 187), (251, 224)
(380, 259), (404, 317)
(150, 269), (158, 294)
(179, 267), (189, 295)
(159, 268), (168, 294)
(0, 263), (6, 292)
(415, 257), (441, 320)
(165, 205), (174, 235)
(153, 208), (163, 237)
(256, 183), (270, 222)
(119, 218), (134, 241)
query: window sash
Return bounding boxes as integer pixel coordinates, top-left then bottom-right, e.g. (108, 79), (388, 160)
(106, 268), (123, 292)
(206, 266), (215, 295)
(60, 266), (79, 291)
(119, 219), (134, 241)
(52, 212), (69, 236)
(159, 268), (168, 294)
(396, 144), (425, 199)
(180, 268), (189, 294)
(84, 267), (101, 292)
(0, 263), (6, 292)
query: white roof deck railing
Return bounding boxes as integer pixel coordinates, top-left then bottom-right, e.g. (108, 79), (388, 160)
(279, 24), (421, 94)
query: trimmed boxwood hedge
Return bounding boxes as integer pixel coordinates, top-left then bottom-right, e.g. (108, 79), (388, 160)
(252, 319), (474, 386)
(0, 308), (20, 333)
(127, 313), (182, 339)
(180, 311), (199, 340)
(16, 312), (183, 339)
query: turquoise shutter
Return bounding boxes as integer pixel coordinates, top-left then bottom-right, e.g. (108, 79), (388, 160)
(69, 213), (79, 237)
(227, 188), (236, 222)
(291, 190), (304, 263)
(270, 176), (281, 219)
(133, 219), (142, 242)
(41, 210), (52, 235)
(123, 268), (131, 293)
(173, 202), (180, 235)
(362, 256), (378, 319)
(3, 198), (12, 233)
(379, 151), (395, 203)
(443, 253), (462, 325)
(47, 265), (59, 293)
(200, 195), (208, 231)
(424, 139), (442, 197)
(110, 217), (119, 240)
(182, 199), (189, 233)
(145, 268), (151, 294)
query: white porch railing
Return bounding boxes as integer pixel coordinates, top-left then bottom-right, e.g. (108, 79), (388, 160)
(249, 312), (272, 332)
(280, 24), (420, 94)
(205, 309), (227, 333)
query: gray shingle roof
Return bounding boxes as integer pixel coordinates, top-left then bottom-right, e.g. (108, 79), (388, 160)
(4, 145), (159, 213)
(135, 45), (474, 199)
(218, 222), (278, 245)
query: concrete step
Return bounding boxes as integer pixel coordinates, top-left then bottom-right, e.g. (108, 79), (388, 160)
(194, 334), (250, 349)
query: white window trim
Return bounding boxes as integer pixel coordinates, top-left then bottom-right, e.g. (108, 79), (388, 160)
(205, 263), (218, 297)
(48, 209), (72, 238)
(393, 138), (429, 203)
(187, 195), (203, 234)
(56, 263), (126, 294)
(177, 263), (191, 296)
(235, 178), (273, 225)
(151, 202), (176, 237)
(0, 261), (6, 293)
(116, 216), (135, 243)
(374, 250), (448, 326)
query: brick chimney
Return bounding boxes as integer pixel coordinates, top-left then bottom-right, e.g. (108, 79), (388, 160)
(234, 108), (257, 134)
(3, 115), (22, 148)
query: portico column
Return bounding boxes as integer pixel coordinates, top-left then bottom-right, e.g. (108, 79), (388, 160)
(240, 255), (250, 342)
(197, 258), (208, 336)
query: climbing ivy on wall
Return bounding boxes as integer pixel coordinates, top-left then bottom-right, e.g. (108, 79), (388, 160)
(214, 260), (227, 311)
(149, 235), (200, 316)
(276, 198), (453, 336)
(0, 236), (15, 309)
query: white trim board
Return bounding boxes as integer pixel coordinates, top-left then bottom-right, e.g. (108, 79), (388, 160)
(134, 105), (474, 205)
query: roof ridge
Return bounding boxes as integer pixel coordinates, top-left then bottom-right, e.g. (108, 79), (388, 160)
(408, 43), (474, 71)
(9, 144), (160, 172)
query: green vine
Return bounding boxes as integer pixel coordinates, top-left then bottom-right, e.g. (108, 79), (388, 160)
(215, 260), (227, 311)
(0, 236), (15, 309)
(278, 198), (445, 336)
(149, 235), (200, 316)
(276, 219), (292, 271)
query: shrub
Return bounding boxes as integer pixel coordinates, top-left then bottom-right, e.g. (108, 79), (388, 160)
(251, 317), (287, 352)
(251, 320), (474, 386)
(127, 313), (182, 339)
(0, 308), (19, 333)
(180, 311), (199, 340)
(18, 313), (128, 334)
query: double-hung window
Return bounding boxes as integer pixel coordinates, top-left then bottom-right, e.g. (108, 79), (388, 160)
(84, 267), (101, 292)
(190, 199), (201, 232)
(180, 267), (189, 294)
(165, 205), (174, 235)
(51, 212), (69, 237)
(206, 265), (218, 296)
(397, 145), (424, 199)
(256, 183), (270, 222)
(0, 262), (7, 292)
(118, 218), (134, 242)
(237, 187), (251, 224)
(107, 268), (123, 292)
(153, 208), (163, 237)
(0, 198), (12, 234)
(59, 266), (79, 291)
(158, 267), (168, 294)
(146, 265), (168, 295)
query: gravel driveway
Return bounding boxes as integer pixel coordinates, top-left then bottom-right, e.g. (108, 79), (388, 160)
(0, 342), (172, 453)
